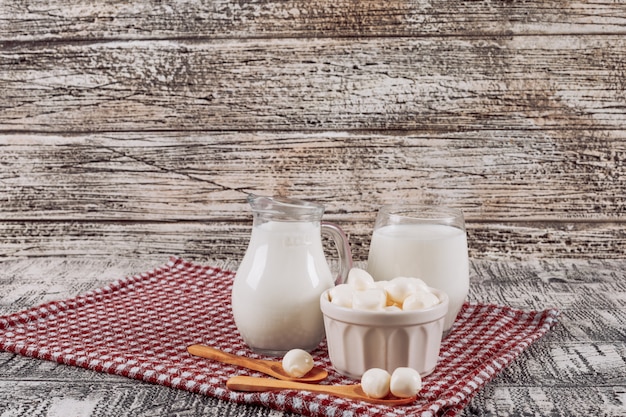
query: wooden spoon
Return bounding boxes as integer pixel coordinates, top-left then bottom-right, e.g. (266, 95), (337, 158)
(187, 344), (328, 383)
(226, 375), (417, 406)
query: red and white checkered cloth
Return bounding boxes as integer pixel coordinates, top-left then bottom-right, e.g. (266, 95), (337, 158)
(0, 257), (559, 417)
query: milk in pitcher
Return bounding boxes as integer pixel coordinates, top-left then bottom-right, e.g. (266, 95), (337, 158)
(232, 220), (335, 355)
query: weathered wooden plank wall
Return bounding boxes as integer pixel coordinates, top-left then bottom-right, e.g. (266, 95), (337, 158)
(1, 0), (626, 263)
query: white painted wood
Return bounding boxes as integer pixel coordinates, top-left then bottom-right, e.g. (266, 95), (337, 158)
(2, 132), (625, 260)
(1, 0), (625, 41)
(2, 37), (625, 132)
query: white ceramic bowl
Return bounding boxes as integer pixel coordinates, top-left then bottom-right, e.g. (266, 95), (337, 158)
(320, 287), (448, 379)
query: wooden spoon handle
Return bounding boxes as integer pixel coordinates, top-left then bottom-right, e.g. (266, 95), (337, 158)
(187, 344), (267, 373)
(226, 375), (340, 394)
(226, 376), (417, 406)
(188, 344), (238, 362)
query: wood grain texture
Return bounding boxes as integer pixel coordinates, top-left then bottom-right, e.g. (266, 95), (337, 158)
(2, 132), (625, 221)
(0, 375), (289, 417)
(1, 132), (625, 259)
(467, 385), (626, 417)
(1, 0), (625, 41)
(0, 257), (624, 417)
(1, 220), (626, 261)
(2, 36), (625, 132)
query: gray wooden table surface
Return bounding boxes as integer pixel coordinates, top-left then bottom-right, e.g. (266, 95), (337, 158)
(1, 0), (626, 415)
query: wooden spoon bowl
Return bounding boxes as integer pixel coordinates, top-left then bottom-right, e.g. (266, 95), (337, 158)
(226, 375), (417, 406)
(187, 344), (328, 383)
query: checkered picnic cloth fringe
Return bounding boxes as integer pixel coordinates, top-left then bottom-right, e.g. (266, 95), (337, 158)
(0, 257), (560, 417)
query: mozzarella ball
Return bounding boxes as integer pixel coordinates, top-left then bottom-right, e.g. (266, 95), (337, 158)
(352, 288), (387, 311)
(390, 367), (422, 398)
(360, 368), (391, 399)
(402, 290), (440, 310)
(373, 280), (389, 291)
(409, 277), (429, 291)
(282, 349), (314, 378)
(384, 277), (422, 304)
(347, 268), (376, 291)
(329, 284), (355, 308)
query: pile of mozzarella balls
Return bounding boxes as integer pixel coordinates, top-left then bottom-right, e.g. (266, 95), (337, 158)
(280, 268), (435, 400)
(281, 349), (421, 399)
(329, 268), (440, 311)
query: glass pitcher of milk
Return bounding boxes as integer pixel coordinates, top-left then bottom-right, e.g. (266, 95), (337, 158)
(232, 194), (353, 356)
(366, 205), (469, 335)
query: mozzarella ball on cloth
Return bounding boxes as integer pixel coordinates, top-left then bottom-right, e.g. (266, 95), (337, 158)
(282, 349), (314, 377)
(361, 368), (391, 399)
(390, 367), (422, 398)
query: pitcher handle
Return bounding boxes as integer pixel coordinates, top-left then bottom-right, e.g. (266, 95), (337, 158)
(321, 222), (353, 285)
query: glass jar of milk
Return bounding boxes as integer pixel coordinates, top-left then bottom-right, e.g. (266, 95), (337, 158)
(232, 194), (352, 356)
(366, 205), (469, 335)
